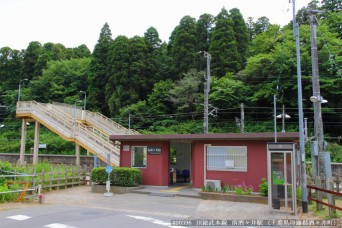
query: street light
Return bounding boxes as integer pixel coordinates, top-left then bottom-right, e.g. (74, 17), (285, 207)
(80, 91), (87, 111)
(310, 95), (328, 104)
(277, 105), (291, 133)
(18, 78), (28, 102)
(74, 100), (83, 121)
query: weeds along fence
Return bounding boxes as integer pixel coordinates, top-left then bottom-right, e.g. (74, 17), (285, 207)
(0, 170), (37, 202)
(34, 165), (87, 191)
(307, 174), (342, 217)
(0, 165), (88, 202)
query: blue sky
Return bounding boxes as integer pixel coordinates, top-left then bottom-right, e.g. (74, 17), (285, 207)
(0, 0), (311, 51)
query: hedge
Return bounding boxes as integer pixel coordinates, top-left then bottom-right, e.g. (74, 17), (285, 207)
(91, 167), (142, 187)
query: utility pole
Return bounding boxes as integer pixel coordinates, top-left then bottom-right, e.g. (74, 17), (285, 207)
(292, 0), (308, 213)
(308, 10), (332, 179)
(240, 103), (244, 133)
(273, 95), (277, 143)
(202, 51), (211, 134)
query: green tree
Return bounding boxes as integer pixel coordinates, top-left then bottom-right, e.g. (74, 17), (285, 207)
(106, 35), (137, 116)
(22, 41), (42, 80)
(229, 8), (249, 68)
(196, 14), (214, 71)
(196, 13), (214, 53)
(168, 69), (203, 114)
(321, 0), (342, 12)
(209, 74), (249, 109)
(246, 17), (255, 41)
(147, 79), (175, 115)
(88, 23), (113, 115)
(209, 8), (239, 76)
(0, 47), (23, 90)
(254, 16), (271, 36)
(322, 12), (342, 39)
(72, 44), (91, 58)
(29, 58), (91, 103)
(169, 16), (198, 76)
(143, 27), (170, 86)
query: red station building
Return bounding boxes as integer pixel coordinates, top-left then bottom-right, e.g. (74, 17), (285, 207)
(110, 132), (299, 191)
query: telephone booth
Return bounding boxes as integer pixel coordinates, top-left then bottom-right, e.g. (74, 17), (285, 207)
(267, 143), (297, 214)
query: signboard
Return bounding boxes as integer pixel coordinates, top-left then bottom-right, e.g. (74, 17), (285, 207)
(39, 144), (47, 149)
(106, 165), (113, 174)
(147, 146), (162, 155)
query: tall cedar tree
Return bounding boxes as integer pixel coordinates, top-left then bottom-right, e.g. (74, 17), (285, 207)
(229, 8), (249, 70)
(107, 35), (145, 116)
(168, 16), (198, 77)
(143, 27), (166, 90)
(89, 23), (113, 115)
(196, 14), (214, 71)
(209, 8), (239, 77)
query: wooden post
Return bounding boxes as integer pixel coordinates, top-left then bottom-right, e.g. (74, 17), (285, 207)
(41, 168), (45, 190)
(315, 176), (323, 210)
(327, 178), (336, 217)
(336, 175), (341, 193)
(57, 165), (61, 190)
(64, 164), (68, 187)
(49, 167), (53, 191)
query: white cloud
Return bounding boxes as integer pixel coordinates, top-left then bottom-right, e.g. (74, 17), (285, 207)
(0, 0), (311, 51)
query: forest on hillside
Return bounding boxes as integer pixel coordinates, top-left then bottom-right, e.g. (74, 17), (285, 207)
(0, 1), (341, 158)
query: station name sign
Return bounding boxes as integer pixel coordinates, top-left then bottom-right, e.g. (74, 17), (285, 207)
(147, 146), (162, 155)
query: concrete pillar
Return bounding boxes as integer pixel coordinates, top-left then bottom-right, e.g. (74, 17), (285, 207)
(75, 143), (80, 166)
(19, 119), (27, 166)
(33, 121), (40, 165)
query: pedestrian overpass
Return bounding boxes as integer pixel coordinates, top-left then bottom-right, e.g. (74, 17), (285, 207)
(16, 101), (140, 166)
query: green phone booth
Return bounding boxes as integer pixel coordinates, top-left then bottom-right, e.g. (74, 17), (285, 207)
(267, 143), (297, 214)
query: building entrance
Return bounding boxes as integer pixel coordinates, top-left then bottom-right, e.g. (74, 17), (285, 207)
(170, 141), (191, 185)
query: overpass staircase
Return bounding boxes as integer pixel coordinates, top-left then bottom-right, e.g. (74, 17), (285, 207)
(16, 101), (140, 166)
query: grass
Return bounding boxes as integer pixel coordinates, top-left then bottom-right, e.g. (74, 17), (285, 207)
(308, 198), (342, 219)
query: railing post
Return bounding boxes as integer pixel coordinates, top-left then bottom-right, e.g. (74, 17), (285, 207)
(315, 176), (323, 210)
(327, 178), (336, 217)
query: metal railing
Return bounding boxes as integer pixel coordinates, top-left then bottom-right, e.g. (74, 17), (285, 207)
(0, 170), (37, 201)
(16, 101), (120, 166)
(52, 102), (140, 135)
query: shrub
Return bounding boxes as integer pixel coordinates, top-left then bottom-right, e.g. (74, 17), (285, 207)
(221, 184), (228, 193)
(91, 167), (142, 187)
(112, 167), (142, 187)
(0, 184), (20, 203)
(259, 178), (268, 197)
(91, 167), (107, 185)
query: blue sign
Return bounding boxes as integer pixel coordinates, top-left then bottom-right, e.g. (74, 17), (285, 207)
(106, 165), (113, 174)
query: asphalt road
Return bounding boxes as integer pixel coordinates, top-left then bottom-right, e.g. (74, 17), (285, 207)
(0, 185), (333, 228)
(0, 204), (182, 228)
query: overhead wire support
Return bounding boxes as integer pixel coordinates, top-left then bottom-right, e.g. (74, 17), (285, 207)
(199, 51), (211, 134)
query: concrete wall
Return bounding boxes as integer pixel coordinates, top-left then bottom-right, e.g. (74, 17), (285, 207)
(0, 153), (101, 167)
